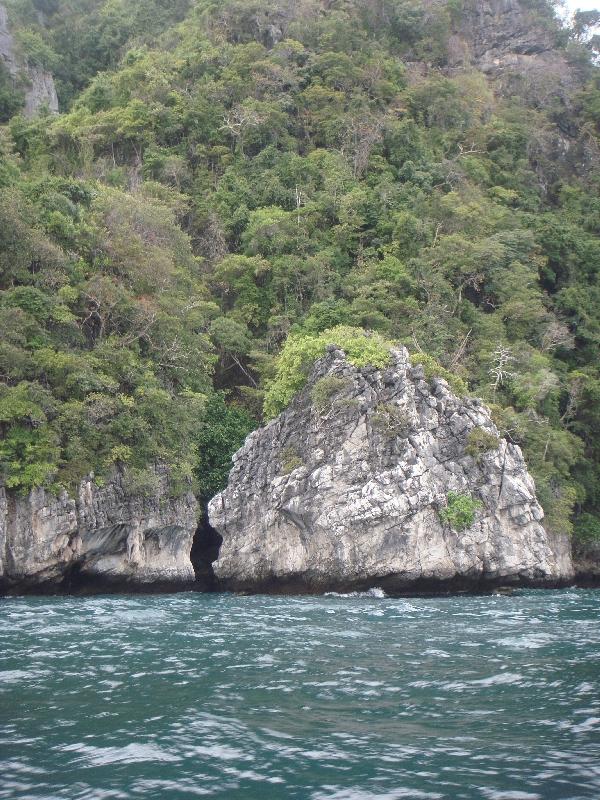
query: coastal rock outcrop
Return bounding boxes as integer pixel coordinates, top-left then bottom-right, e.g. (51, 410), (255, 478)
(209, 346), (573, 594)
(0, 466), (198, 593)
(0, 4), (59, 116)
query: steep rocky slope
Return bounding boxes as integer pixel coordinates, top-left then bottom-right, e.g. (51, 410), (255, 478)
(0, 3), (58, 116)
(0, 466), (197, 593)
(209, 347), (573, 594)
(450, 0), (559, 71)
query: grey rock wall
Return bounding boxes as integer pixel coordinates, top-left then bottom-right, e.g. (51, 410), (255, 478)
(0, 4), (58, 116)
(0, 466), (198, 593)
(209, 346), (574, 594)
(447, 0), (578, 112)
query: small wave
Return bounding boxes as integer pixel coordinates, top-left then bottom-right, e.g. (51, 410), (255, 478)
(497, 633), (555, 650)
(571, 716), (600, 734)
(62, 742), (181, 766)
(325, 587), (387, 598)
(471, 672), (524, 687)
(312, 787), (443, 799)
(0, 668), (49, 684)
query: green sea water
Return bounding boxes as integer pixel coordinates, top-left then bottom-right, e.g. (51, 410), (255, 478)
(1, 589), (599, 799)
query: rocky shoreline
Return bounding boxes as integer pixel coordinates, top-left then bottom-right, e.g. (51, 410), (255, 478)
(1, 348), (598, 597)
(0, 466), (198, 595)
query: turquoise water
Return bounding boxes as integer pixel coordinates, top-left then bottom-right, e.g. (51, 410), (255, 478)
(1, 590), (599, 800)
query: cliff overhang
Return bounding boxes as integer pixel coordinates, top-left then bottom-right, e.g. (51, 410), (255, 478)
(0, 466), (198, 595)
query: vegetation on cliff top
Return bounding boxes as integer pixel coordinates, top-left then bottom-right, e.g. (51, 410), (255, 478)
(264, 326), (392, 417)
(0, 0), (599, 544)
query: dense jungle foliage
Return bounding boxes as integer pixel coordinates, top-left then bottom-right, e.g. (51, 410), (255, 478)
(0, 0), (599, 545)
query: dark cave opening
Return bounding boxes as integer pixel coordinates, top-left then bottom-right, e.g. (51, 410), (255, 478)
(60, 560), (86, 593)
(190, 506), (223, 591)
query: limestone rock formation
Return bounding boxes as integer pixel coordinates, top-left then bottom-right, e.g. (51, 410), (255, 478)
(0, 466), (198, 593)
(209, 346), (573, 593)
(450, 0), (556, 69)
(0, 4), (58, 116)
(447, 0), (583, 126)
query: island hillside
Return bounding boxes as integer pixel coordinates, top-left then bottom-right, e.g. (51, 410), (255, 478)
(0, 0), (599, 590)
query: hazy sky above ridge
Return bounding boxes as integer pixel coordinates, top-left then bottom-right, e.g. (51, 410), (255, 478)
(563, 0), (599, 14)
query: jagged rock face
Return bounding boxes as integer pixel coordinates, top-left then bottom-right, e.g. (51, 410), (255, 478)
(0, 467), (198, 593)
(447, 0), (581, 112)
(0, 4), (58, 116)
(209, 347), (573, 594)
(452, 0), (555, 65)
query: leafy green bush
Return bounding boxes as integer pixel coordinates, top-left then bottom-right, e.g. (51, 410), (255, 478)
(573, 513), (600, 548)
(264, 326), (393, 418)
(0, 62), (24, 123)
(15, 28), (59, 71)
(0, 382), (60, 492)
(466, 427), (501, 460)
(122, 466), (161, 497)
(438, 492), (482, 531)
(194, 393), (255, 504)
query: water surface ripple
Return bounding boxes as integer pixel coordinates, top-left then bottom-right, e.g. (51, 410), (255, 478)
(1, 589), (599, 799)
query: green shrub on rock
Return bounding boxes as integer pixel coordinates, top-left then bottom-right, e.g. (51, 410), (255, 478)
(264, 326), (393, 418)
(311, 376), (352, 414)
(410, 353), (468, 396)
(466, 427), (501, 461)
(371, 403), (411, 438)
(439, 492), (482, 531)
(280, 445), (303, 475)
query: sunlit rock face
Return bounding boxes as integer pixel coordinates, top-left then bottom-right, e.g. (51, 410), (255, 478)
(0, 466), (198, 593)
(209, 346), (573, 594)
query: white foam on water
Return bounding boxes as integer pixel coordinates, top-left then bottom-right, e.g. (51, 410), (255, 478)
(325, 587), (387, 598)
(312, 786), (443, 800)
(497, 633), (556, 649)
(256, 654), (276, 664)
(63, 742), (181, 765)
(471, 672), (524, 687)
(571, 716), (600, 733)
(0, 669), (49, 684)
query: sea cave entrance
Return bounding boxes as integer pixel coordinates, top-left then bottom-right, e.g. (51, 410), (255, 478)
(190, 507), (223, 591)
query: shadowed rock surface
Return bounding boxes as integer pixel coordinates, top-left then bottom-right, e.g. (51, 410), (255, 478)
(0, 466), (198, 593)
(572, 540), (600, 587)
(209, 346), (573, 594)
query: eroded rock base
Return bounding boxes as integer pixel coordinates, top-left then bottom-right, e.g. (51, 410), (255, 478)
(0, 467), (198, 595)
